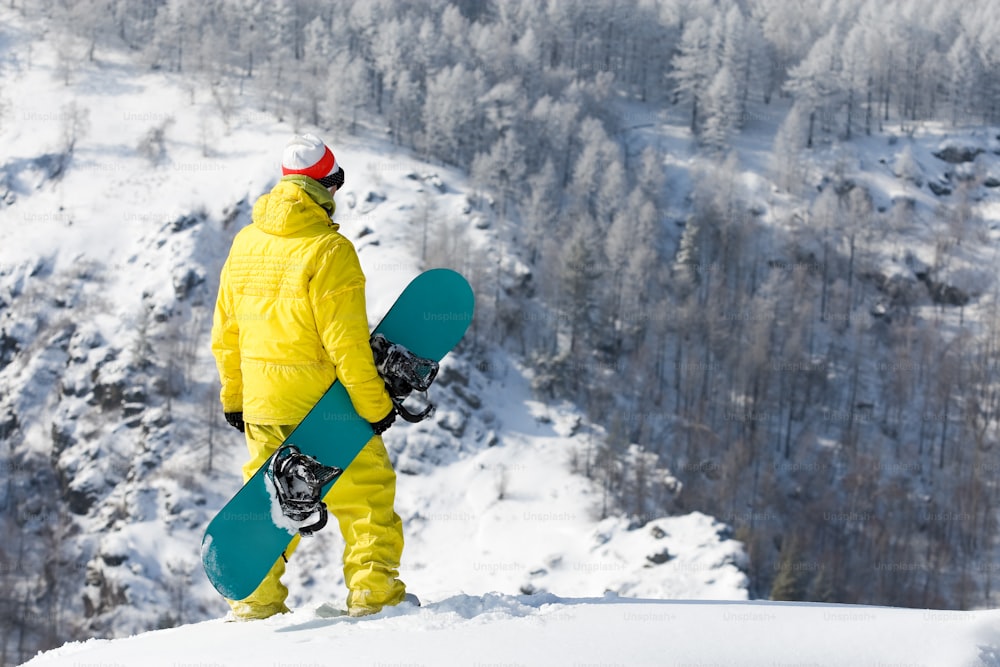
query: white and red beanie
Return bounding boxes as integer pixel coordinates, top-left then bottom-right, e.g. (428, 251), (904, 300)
(281, 134), (339, 181)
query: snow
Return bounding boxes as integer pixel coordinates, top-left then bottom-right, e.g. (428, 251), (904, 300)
(6, 5), (1000, 667)
(383, 362), (747, 603)
(20, 594), (1000, 667)
(1, 7), (753, 661)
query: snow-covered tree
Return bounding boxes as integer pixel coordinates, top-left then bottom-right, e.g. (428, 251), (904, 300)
(524, 159), (561, 267)
(672, 17), (716, 134)
(327, 53), (369, 134)
(840, 23), (873, 139)
(528, 95), (580, 184)
(893, 144), (922, 185)
(569, 118), (623, 221)
(947, 32), (983, 125)
(784, 27), (844, 146)
(422, 64), (484, 166)
(558, 227), (604, 357)
(719, 5), (755, 126)
(771, 102), (810, 193)
(702, 65), (741, 150)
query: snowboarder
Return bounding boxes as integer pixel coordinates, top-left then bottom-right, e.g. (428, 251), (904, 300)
(211, 134), (408, 619)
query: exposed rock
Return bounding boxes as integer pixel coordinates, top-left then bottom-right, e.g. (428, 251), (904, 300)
(928, 180), (952, 196)
(933, 145), (984, 164)
(0, 328), (19, 369)
(66, 486), (97, 515)
(915, 271), (970, 307)
(172, 267), (205, 301)
(453, 384), (482, 410)
(169, 213), (201, 233)
(646, 548), (673, 565)
(90, 378), (124, 412)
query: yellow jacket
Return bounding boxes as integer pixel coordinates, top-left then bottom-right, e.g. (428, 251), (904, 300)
(211, 177), (393, 426)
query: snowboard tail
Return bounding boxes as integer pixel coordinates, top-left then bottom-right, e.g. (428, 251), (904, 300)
(201, 268), (474, 600)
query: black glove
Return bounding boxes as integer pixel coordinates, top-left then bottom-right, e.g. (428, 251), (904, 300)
(370, 407), (396, 435)
(224, 411), (245, 433)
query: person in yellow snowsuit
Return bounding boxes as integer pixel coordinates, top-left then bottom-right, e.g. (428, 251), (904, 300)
(211, 134), (407, 619)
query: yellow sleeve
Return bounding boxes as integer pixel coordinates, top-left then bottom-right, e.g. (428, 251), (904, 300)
(210, 259), (244, 413)
(310, 239), (394, 423)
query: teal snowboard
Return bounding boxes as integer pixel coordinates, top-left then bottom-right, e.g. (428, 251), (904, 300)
(201, 268), (474, 600)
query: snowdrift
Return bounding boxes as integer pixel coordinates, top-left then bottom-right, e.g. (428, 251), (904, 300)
(21, 593), (1000, 667)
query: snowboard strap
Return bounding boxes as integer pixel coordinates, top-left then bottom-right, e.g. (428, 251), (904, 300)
(371, 333), (440, 424)
(267, 445), (343, 537)
(391, 396), (434, 423)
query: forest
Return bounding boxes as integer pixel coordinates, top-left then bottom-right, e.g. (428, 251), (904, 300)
(8, 0), (1000, 646)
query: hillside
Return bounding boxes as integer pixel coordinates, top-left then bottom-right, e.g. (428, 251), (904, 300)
(0, 7), (745, 663)
(7, 0), (1000, 663)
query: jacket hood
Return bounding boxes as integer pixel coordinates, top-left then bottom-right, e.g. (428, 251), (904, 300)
(252, 176), (338, 237)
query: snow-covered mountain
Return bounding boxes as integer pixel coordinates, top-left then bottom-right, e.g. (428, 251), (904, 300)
(10, 2), (1000, 665)
(0, 7), (747, 663)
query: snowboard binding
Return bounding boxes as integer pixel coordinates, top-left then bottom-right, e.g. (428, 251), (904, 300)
(267, 445), (343, 536)
(370, 333), (440, 423)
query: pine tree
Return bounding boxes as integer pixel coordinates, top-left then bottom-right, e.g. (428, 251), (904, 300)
(559, 227), (603, 356)
(702, 65), (741, 150)
(524, 159), (561, 266)
(327, 53), (369, 134)
(840, 23), (872, 140)
(947, 32), (982, 125)
(529, 95), (580, 185)
(784, 27), (844, 146)
(720, 5), (753, 127)
(422, 64), (484, 166)
(771, 102), (810, 193)
(770, 539), (809, 601)
(672, 17), (716, 134)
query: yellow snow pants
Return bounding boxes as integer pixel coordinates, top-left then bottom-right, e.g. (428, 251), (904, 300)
(226, 423), (407, 619)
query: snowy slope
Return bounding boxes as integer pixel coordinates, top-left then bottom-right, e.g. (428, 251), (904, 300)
(11, 5), (1000, 666)
(282, 356), (748, 610)
(21, 593), (1000, 667)
(0, 7), (748, 659)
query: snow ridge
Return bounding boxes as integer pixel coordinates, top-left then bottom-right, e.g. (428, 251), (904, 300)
(21, 592), (1000, 667)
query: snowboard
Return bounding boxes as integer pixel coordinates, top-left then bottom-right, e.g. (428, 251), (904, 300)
(201, 268), (474, 601)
